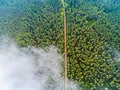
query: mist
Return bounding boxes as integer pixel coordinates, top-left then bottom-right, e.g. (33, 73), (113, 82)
(0, 38), (78, 90)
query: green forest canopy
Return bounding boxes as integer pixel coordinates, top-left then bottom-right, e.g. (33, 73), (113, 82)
(0, 0), (120, 89)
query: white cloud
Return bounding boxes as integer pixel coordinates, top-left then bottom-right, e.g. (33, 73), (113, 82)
(0, 38), (79, 90)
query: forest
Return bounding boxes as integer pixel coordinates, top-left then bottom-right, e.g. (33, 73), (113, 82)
(0, 0), (120, 89)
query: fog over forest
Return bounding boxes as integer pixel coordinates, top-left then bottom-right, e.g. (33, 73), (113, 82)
(0, 0), (120, 90)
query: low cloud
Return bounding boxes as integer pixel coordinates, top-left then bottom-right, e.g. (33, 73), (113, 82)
(0, 38), (78, 90)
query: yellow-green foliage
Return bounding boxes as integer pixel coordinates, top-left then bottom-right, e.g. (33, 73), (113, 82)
(14, 0), (120, 89)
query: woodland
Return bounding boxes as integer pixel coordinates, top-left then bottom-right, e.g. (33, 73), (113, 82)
(0, 0), (120, 89)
